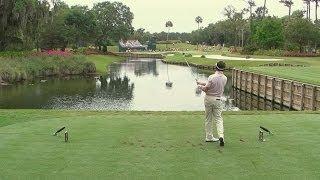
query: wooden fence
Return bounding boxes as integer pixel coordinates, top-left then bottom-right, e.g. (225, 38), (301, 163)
(232, 69), (320, 111)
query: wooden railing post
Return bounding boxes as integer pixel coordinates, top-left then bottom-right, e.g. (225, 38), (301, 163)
(250, 73), (254, 94)
(235, 69), (238, 88)
(271, 78), (275, 102)
(244, 72), (248, 92)
(239, 70), (243, 91)
(289, 81), (294, 110)
(264, 75), (267, 99)
(232, 69), (235, 87)
(301, 84), (305, 110)
(311, 86), (317, 111)
(257, 74), (261, 96)
(244, 72), (248, 105)
(280, 79), (284, 107)
(269, 78), (274, 110)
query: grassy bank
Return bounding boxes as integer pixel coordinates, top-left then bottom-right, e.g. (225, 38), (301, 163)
(241, 57), (320, 85)
(0, 55), (95, 83)
(165, 54), (320, 85)
(166, 53), (273, 67)
(0, 110), (319, 179)
(86, 55), (125, 74)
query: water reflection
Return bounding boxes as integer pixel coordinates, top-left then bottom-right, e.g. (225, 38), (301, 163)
(231, 88), (291, 111)
(0, 58), (238, 111)
(130, 59), (159, 77)
(103, 76), (134, 100)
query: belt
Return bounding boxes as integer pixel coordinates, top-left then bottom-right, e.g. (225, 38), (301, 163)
(205, 95), (221, 101)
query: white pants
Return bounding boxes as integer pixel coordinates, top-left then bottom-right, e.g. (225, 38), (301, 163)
(204, 95), (224, 140)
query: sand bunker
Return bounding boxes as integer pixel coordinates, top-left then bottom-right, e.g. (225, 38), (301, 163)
(193, 54), (283, 61)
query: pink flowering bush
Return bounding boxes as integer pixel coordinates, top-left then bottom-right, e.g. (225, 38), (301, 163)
(45, 50), (72, 56)
(30, 50), (73, 57)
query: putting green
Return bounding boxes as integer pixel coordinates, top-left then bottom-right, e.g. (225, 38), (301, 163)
(0, 110), (319, 179)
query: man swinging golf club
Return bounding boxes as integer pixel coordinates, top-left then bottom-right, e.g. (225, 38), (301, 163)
(197, 61), (227, 146)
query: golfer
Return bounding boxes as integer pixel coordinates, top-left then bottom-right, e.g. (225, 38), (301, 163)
(197, 61), (227, 146)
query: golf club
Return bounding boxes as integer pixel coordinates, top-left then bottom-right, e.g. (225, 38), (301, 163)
(185, 60), (198, 81)
(53, 126), (65, 136)
(185, 60), (202, 95)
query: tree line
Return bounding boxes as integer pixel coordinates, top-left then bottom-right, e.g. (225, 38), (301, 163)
(1, 0), (319, 53)
(0, 0), (134, 51)
(133, 0), (320, 53)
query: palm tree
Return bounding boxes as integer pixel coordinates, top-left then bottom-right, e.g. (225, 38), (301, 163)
(303, 0), (311, 19)
(195, 16), (203, 30)
(195, 16), (203, 50)
(311, 0), (319, 21)
(280, 0), (294, 18)
(248, 0), (256, 19)
(263, 0), (267, 17)
(165, 21), (173, 49)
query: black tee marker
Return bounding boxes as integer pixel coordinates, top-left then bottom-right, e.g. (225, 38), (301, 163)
(260, 126), (272, 135)
(53, 127), (65, 136)
(65, 131), (69, 142)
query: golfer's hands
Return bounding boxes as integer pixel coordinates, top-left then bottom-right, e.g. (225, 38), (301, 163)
(196, 81), (205, 86)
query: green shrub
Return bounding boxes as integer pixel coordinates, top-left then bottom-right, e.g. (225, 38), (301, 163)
(157, 40), (182, 44)
(0, 55), (95, 83)
(284, 43), (300, 51)
(201, 55), (206, 58)
(253, 49), (284, 56)
(241, 44), (257, 55)
(0, 51), (31, 58)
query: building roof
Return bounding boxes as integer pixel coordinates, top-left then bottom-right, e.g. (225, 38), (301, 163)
(119, 40), (147, 49)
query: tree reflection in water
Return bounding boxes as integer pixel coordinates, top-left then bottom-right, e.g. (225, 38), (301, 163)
(102, 75), (134, 100)
(133, 59), (159, 76)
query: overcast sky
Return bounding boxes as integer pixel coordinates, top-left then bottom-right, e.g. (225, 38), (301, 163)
(63, 0), (309, 32)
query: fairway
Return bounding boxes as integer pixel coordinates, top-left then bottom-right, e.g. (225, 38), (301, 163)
(0, 110), (319, 179)
(244, 66), (320, 85)
(166, 54), (320, 85)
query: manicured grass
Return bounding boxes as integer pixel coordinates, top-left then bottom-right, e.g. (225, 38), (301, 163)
(165, 54), (320, 85)
(243, 66), (320, 85)
(156, 43), (230, 54)
(0, 110), (319, 179)
(86, 55), (125, 74)
(241, 57), (320, 85)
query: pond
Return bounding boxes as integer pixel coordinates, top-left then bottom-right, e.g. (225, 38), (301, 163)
(0, 58), (238, 111)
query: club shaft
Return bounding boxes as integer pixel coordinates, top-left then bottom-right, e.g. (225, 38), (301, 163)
(185, 60), (197, 81)
(55, 127), (65, 134)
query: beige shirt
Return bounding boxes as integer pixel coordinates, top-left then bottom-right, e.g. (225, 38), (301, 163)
(204, 71), (227, 97)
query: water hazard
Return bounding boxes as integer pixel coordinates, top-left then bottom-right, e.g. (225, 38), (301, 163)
(0, 58), (238, 111)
